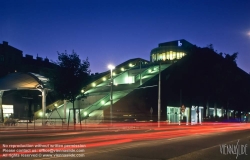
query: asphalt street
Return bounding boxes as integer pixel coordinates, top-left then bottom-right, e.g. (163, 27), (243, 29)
(0, 123), (250, 160)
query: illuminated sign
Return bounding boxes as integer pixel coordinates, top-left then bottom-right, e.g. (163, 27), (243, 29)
(178, 41), (182, 47)
(2, 105), (14, 113)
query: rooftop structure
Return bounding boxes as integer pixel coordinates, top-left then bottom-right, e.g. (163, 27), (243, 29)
(150, 39), (194, 62)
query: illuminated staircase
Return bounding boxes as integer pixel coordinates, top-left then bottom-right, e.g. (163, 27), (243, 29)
(34, 59), (171, 124)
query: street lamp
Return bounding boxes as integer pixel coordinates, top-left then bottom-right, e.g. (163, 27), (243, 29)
(139, 61), (142, 85)
(158, 61), (161, 127)
(108, 64), (115, 126)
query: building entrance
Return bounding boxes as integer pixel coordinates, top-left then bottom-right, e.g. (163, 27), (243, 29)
(167, 106), (180, 123)
(191, 106), (203, 125)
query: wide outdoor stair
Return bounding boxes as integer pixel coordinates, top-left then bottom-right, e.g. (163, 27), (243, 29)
(34, 62), (171, 124)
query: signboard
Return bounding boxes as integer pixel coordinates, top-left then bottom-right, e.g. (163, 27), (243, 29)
(178, 41), (182, 47)
(2, 105), (13, 114)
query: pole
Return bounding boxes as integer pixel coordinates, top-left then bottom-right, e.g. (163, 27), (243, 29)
(110, 69), (113, 127)
(64, 100), (67, 124)
(73, 100), (76, 130)
(42, 89), (47, 126)
(140, 61), (142, 85)
(0, 91), (3, 122)
(179, 89), (182, 125)
(34, 116), (35, 130)
(158, 62), (161, 127)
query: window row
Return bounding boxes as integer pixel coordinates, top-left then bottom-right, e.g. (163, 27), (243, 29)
(151, 51), (186, 62)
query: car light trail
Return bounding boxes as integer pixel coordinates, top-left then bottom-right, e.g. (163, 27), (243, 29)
(1, 123), (250, 158)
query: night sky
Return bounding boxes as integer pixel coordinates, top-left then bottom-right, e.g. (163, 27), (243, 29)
(1, 0), (250, 73)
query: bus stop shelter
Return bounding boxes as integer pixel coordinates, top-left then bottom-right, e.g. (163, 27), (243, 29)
(0, 72), (51, 125)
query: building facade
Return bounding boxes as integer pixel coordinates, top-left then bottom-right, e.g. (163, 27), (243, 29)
(150, 39), (193, 62)
(1, 40), (250, 124)
(0, 41), (56, 120)
(39, 39), (250, 124)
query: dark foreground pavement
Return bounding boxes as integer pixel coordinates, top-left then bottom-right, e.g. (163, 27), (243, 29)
(0, 123), (250, 160)
(82, 129), (250, 160)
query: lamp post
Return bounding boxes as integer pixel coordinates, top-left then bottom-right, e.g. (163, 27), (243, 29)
(108, 64), (115, 127)
(158, 62), (161, 127)
(139, 60), (142, 85)
(0, 91), (3, 122)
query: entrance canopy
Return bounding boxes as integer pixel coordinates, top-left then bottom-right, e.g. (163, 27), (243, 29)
(0, 72), (50, 91)
(0, 72), (51, 124)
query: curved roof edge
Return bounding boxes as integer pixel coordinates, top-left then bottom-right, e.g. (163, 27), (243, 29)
(0, 72), (51, 91)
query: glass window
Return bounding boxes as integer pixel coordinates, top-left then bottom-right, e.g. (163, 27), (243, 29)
(159, 53), (162, 60)
(162, 53), (165, 60)
(172, 52), (176, 59)
(170, 51), (173, 60)
(152, 54), (156, 62)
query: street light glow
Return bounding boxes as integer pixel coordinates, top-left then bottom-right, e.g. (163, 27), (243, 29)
(108, 64), (115, 127)
(108, 64), (115, 70)
(84, 112), (87, 116)
(101, 100), (105, 105)
(39, 112), (43, 117)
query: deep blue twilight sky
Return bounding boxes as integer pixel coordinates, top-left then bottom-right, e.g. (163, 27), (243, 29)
(1, 0), (250, 73)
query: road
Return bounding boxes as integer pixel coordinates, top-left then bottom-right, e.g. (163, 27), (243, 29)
(0, 123), (250, 160)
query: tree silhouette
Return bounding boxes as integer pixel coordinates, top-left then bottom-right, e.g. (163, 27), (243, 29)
(53, 50), (90, 127)
(224, 52), (238, 66)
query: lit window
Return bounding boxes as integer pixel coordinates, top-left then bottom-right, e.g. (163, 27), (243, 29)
(126, 76), (133, 84)
(166, 52), (170, 60)
(163, 53), (166, 60)
(159, 53), (162, 60)
(172, 52), (176, 59)
(177, 52), (180, 59)
(152, 54), (155, 62)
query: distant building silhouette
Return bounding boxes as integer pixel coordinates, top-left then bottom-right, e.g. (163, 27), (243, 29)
(0, 41), (56, 77)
